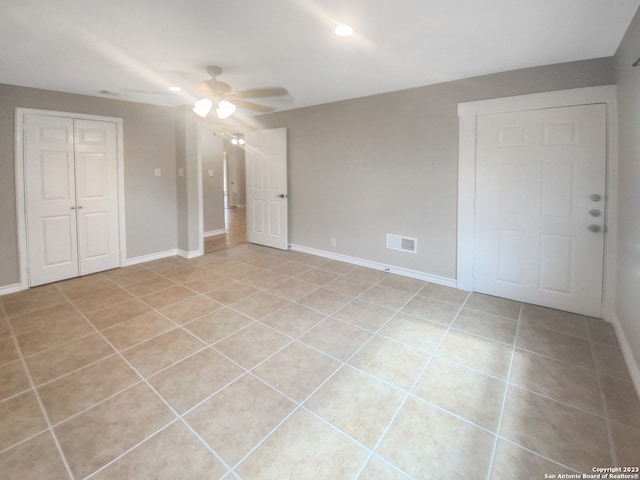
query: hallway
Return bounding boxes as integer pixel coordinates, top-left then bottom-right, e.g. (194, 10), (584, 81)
(204, 206), (246, 254)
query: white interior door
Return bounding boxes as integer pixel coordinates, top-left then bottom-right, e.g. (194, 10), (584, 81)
(25, 114), (79, 285)
(24, 114), (120, 286)
(245, 128), (288, 250)
(74, 119), (120, 275)
(474, 104), (606, 317)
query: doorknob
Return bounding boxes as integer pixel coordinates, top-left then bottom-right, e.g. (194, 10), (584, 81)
(588, 224), (601, 233)
(276, 194), (287, 198)
(588, 209), (601, 217)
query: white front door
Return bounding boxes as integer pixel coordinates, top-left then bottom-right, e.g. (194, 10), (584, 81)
(245, 128), (288, 250)
(24, 114), (120, 286)
(474, 104), (607, 317)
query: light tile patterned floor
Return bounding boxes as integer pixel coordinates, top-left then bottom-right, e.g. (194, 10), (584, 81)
(0, 244), (639, 479)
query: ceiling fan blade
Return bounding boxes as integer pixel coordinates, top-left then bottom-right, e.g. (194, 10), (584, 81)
(230, 87), (289, 99)
(196, 80), (229, 100)
(232, 99), (276, 113)
(197, 81), (216, 98)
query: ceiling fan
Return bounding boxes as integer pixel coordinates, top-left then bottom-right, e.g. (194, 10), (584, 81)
(194, 65), (289, 118)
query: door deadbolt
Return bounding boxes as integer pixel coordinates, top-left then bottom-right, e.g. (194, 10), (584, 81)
(589, 194), (602, 201)
(588, 209), (601, 217)
(588, 224), (601, 233)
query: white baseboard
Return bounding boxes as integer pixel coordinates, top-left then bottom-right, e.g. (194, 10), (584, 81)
(0, 283), (25, 297)
(177, 249), (203, 259)
(289, 244), (457, 288)
(204, 229), (226, 238)
(607, 312), (640, 398)
(125, 249), (179, 266)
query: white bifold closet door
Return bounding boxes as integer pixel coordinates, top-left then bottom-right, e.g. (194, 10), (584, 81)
(24, 114), (120, 286)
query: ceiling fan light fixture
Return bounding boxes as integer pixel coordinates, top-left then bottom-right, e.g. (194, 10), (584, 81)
(216, 100), (236, 119)
(231, 132), (245, 146)
(193, 98), (213, 118)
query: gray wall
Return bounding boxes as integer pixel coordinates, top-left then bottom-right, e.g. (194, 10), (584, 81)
(175, 109), (201, 255)
(614, 10), (640, 373)
(201, 128), (225, 233)
(0, 84), (178, 286)
(0, 58), (619, 289)
(226, 142), (246, 207)
(256, 58), (615, 279)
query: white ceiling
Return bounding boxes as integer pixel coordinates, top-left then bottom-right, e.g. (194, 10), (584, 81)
(2, 0), (638, 114)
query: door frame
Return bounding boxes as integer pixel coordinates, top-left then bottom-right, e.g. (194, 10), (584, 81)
(457, 85), (618, 318)
(15, 108), (126, 290)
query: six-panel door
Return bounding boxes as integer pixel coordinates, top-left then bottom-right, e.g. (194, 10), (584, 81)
(24, 114), (120, 286)
(474, 104), (606, 317)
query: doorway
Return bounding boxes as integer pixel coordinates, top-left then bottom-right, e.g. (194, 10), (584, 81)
(200, 124), (247, 253)
(457, 86), (618, 318)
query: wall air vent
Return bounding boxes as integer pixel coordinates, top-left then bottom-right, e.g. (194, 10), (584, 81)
(386, 234), (417, 254)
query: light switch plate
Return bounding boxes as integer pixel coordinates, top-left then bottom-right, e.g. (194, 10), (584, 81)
(154, 168), (161, 177)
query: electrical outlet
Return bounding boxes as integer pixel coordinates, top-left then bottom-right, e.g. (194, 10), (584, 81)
(330, 237), (337, 247)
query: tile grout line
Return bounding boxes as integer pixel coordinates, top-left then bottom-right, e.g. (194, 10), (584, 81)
(483, 307), (589, 477)
(1, 248), (420, 478)
(11, 247), (626, 478)
(484, 302), (523, 480)
(53, 289), (237, 478)
(81, 419), (182, 479)
(226, 275), (433, 477)
(351, 290), (474, 480)
(86, 269), (341, 475)
(588, 319), (619, 466)
(135, 251), (636, 474)
(0, 297), (76, 480)
(495, 436), (582, 473)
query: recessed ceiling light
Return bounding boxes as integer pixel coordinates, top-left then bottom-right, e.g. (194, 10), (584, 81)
(168, 86), (182, 92)
(334, 24), (354, 37)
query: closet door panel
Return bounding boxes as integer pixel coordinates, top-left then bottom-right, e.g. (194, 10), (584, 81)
(74, 119), (120, 275)
(24, 115), (79, 286)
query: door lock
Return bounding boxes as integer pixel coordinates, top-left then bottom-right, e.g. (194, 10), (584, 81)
(588, 224), (601, 233)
